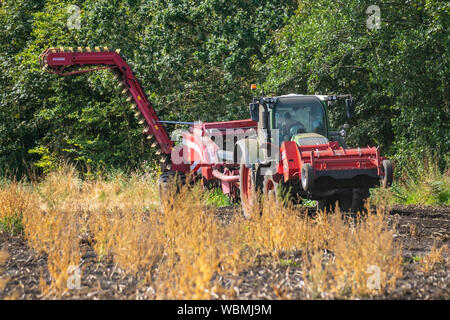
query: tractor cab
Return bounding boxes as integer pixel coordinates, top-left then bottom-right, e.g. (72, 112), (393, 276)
(249, 92), (356, 149)
(250, 94), (331, 147)
(271, 95), (328, 146)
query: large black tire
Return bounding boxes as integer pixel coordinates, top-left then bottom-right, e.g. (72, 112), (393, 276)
(318, 188), (370, 213)
(239, 163), (267, 218)
(158, 171), (186, 213)
(381, 160), (393, 188)
(263, 175), (290, 206)
(318, 192), (352, 213)
(263, 175), (277, 203)
(351, 188), (370, 212)
(301, 163), (315, 192)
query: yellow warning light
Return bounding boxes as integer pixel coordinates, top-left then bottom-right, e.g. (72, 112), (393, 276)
(251, 84), (257, 90)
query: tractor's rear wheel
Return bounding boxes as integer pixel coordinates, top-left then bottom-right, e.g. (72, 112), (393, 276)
(239, 164), (258, 219)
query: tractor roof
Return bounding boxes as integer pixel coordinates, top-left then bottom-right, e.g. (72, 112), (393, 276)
(276, 93), (328, 101)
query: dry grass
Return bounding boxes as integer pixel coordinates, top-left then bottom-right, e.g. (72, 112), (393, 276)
(0, 247), (10, 292)
(0, 180), (33, 235)
(0, 165), (404, 299)
(420, 244), (449, 273)
(245, 201), (402, 298)
(409, 223), (418, 237)
(0, 277), (7, 292)
(152, 187), (243, 299)
(0, 248), (9, 265)
(301, 207), (402, 298)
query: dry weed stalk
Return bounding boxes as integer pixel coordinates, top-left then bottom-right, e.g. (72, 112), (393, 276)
(420, 244), (449, 273)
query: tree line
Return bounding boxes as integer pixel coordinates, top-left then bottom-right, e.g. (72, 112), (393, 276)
(0, 0), (448, 177)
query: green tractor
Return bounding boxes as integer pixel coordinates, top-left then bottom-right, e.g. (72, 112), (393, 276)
(235, 92), (392, 217)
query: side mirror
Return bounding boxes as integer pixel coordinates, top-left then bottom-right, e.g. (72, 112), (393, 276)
(340, 123), (350, 137)
(345, 98), (355, 118)
(249, 103), (259, 122)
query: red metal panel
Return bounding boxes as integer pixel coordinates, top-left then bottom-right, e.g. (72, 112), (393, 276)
(297, 142), (381, 175)
(198, 119), (257, 130)
(280, 141), (301, 182)
(202, 167), (213, 180)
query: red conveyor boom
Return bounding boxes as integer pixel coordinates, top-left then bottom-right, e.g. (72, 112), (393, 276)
(39, 47), (173, 156)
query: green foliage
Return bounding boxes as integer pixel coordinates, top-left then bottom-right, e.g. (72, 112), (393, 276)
(0, 212), (24, 236)
(393, 152), (450, 206)
(204, 187), (233, 207)
(280, 258), (299, 267)
(260, 0), (449, 161)
(0, 0), (296, 176)
(371, 150), (450, 206)
(301, 199), (317, 207)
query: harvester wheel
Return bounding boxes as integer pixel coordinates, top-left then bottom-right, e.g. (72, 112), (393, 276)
(158, 171), (186, 213)
(239, 164), (258, 219)
(318, 188), (370, 213)
(381, 160), (393, 188)
(301, 163), (315, 192)
(351, 188), (370, 212)
(318, 195), (352, 212)
(317, 198), (333, 212)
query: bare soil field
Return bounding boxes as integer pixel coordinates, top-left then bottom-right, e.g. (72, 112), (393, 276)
(0, 204), (448, 300)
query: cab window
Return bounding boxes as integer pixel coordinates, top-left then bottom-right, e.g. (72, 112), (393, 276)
(272, 96), (326, 143)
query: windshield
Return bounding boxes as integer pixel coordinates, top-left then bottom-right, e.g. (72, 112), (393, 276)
(272, 96), (326, 143)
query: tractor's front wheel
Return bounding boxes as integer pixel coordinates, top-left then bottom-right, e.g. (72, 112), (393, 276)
(263, 175), (277, 203)
(263, 175), (291, 206)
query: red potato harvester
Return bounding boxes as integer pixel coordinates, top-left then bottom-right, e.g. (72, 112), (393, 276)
(40, 48), (393, 217)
